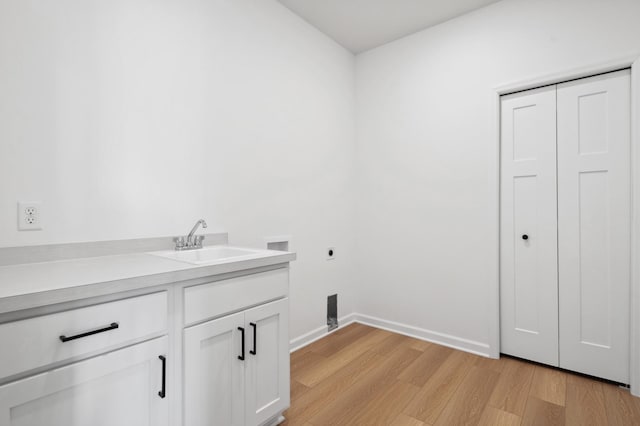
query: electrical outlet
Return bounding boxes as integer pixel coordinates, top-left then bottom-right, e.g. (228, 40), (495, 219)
(327, 247), (335, 260)
(18, 202), (42, 231)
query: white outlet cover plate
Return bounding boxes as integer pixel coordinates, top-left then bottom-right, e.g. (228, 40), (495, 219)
(18, 202), (42, 231)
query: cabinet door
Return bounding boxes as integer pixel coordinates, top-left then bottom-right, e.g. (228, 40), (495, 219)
(500, 86), (559, 366)
(557, 69), (631, 383)
(184, 312), (245, 426)
(0, 337), (168, 426)
(244, 298), (290, 426)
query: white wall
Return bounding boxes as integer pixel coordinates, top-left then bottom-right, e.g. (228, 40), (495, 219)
(355, 0), (640, 354)
(6, 0), (640, 354)
(0, 0), (356, 341)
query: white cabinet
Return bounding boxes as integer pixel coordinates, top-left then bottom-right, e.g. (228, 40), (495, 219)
(244, 299), (290, 426)
(500, 69), (631, 383)
(184, 298), (289, 426)
(0, 337), (168, 426)
(0, 292), (167, 380)
(184, 268), (289, 326)
(0, 265), (292, 426)
(184, 312), (246, 426)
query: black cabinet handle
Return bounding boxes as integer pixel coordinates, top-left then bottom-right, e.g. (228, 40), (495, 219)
(158, 355), (166, 399)
(250, 322), (257, 355)
(59, 322), (119, 342)
(238, 327), (245, 361)
(522, 234), (529, 240)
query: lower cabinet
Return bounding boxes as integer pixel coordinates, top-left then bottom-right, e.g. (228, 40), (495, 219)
(0, 268), (291, 426)
(0, 337), (169, 426)
(244, 299), (291, 426)
(184, 311), (245, 426)
(184, 298), (290, 426)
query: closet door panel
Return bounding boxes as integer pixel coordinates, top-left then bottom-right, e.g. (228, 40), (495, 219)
(557, 69), (631, 383)
(500, 86), (559, 366)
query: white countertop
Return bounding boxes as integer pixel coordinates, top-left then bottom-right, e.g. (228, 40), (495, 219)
(0, 248), (295, 314)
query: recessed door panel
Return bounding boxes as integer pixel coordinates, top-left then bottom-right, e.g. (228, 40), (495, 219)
(513, 175), (540, 334)
(577, 170), (610, 348)
(578, 91), (609, 154)
(500, 86), (559, 367)
(513, 105), (539, 161)
(557, 69), (631, 383)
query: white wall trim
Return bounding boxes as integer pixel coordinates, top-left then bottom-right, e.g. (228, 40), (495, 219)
(490, 54), (640, 391)
(354, 313), (491, 357)
(289, 313), (357, 352)
(630, 57), (640, 396)
(494, 53), (640, 95)
(488, 87), (502, 359)
(290, 312), (491, 357)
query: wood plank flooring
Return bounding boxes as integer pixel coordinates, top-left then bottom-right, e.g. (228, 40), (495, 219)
(283, 323), (640, 426)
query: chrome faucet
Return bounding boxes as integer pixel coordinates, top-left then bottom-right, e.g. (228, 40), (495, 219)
(174, 219), (208, 251)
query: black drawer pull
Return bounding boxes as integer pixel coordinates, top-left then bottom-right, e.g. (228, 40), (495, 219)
(238, 327), (245, 361)
(158, 355), (166, 398)
(250, 322), (257, 355)
(59, 322), (119, 342)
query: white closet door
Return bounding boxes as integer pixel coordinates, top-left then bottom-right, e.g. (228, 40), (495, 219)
(557, 69), (631, 383)
(500, 86), (559, 366)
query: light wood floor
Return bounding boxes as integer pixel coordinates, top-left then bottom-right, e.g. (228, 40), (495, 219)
(282, 323), (640, 426)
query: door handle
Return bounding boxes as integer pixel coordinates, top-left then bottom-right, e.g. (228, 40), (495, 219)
(238, 327), (245, 361)
(158, 355), (166, 399)
(522, 234), (529, 240)
(250, 322), (257, 356)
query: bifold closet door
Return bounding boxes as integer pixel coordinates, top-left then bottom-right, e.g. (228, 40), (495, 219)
(557, 69), (631, 383)
(500, 86), (559, 366)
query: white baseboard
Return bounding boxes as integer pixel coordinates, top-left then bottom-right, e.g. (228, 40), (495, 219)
(289, 313), (357, 352)
(353, 313), (491, 357)
(289, 312), (491, 357)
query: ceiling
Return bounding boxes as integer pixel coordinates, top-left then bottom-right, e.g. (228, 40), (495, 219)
(277, 0), (501, 54)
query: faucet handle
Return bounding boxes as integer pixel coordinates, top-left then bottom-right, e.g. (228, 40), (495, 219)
(194, 235), (205, 247)
(174, 236), (185, 249)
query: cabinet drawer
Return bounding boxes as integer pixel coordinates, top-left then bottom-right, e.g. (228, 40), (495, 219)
(0, 292), (167, 380)
(184, 268), (288, 326)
